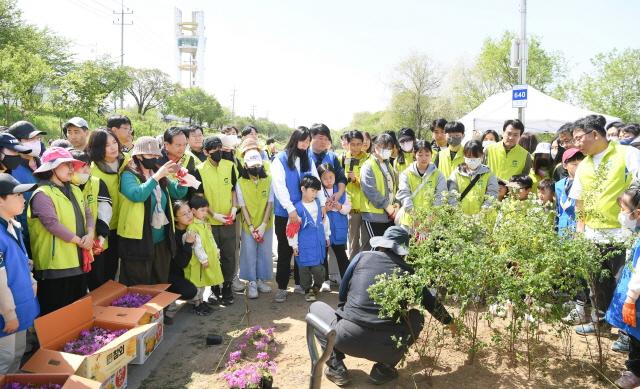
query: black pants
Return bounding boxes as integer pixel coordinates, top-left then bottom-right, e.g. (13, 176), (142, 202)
(37, 273), (87, 315)
(120, 241), (172, 286)
(103, 230), (119, 281)
(628, 334), (640, 377)
(361, 220), (394, 251)
(87, 251), (108, 291)
(589, 243), (626, 322)
(275, 216), (300, 290)
(168, 275), (198, 300)
(325, 244), (350, 279)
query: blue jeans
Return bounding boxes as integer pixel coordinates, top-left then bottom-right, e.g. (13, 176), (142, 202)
(239, 228), (274, 282)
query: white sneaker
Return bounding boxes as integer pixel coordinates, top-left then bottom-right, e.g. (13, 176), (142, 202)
(319, 280), (331, 293)
(257, 280), (272, 293)
(232, 276), (245, 292)
(274, 289), (288, 303)
(247, 281), (258, 299)
(293, 285), (305, 294)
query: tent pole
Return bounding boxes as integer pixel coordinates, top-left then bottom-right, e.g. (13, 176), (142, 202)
(518, 0), (527, 124)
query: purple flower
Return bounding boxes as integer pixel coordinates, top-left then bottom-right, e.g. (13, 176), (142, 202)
(256, 352), (269, 361)
(62, 327), (127, 356)
(111, 292), (153, 308)
(2, 383), (63, 389)
(229, 350), (242, 363)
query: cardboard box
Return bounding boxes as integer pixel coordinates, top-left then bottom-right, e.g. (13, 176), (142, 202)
(0, 373), (101, 389)
(22, 297), (153, 382)
(93, 306), (164, 365)
(88, 280), (179, 325)
(98, 365), (127, 389)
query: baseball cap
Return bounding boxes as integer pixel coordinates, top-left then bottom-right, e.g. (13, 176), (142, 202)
(63, 117), (89, 131)
(244, 150), (263, 167)
(6, 121), (46, 140)
(562, 148), (584, 164)
(0, 173), (37, 196)
(0, 133), (32, 154)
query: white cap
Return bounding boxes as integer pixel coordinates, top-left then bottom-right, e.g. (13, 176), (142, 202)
(533, 142), (551, 155)
(219, 134), (240, 149)
(244, 149), (263, 167)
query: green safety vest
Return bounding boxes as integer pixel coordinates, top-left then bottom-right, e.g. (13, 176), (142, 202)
(576, 142), (632, 229)
(361, 155), (397, 215)
(455, 171), (491, 215)
(486, 142), (529, 181)
(197, 158), (236, 225)
(81, 176), (109, 250)
(237, 176), (273, 234)
(28, 184), (87, 271)
(343, 151), (368, 211)
(117, 174), (175, 239)
(438, 148), (464, 180)
(399, 167), (440, 226)
(394, 153), (414, 175)
(184, 221), (224, 287)
(90, 154), (130, 230)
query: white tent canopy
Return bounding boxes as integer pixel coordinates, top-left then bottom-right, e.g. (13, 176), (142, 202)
(459, 86), (620, 140)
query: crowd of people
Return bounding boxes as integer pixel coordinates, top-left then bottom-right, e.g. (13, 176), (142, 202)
(1, 114), (640, 387)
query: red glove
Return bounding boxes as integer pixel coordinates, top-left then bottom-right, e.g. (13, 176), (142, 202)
(82, 249), (93, 273)
(253, 229), (264, 244)
(175, 167), (188, 185)
(286, 221), (301, 238)
(223, 215), (234, 225)
(92, 238), (104, 256)
(623, 301), (637, 327)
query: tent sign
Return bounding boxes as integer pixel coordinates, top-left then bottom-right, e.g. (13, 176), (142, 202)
(512, 85), (528, 108)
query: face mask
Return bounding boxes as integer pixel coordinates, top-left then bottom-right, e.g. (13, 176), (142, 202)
(551, 150), (558, 160)
(618, 211), (637, 230)
(210, 150), (222, 163)
(1, 155), (22, 170)
(464, 157), (482, 171)
(247, 166), (262, 177)
(25, 140), (41, 157)
(140, 157), (158, 170)
(296, 148), (307, 158)
(71, 172), (90, 185)
(400, 141), (413, 153)
(378, 148), (392, 160)
(620, 138), (633, 145)
(482, 140), (495, 149)
(447, 136), (462, 147)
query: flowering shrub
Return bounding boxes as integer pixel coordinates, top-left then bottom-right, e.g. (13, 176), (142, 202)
(222, 325), (277, 389)
(1, 384), (62, 389)
(62, 327), (127, 355)
(110, 292), (153, 308)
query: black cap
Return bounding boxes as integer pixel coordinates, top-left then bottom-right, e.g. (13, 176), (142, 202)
(0, 173), (37, 195)
(203, 136), (222, 151)
(7, 121), (46, 140)
(398, 128), (416, 142)
(0, 133), (31, 154)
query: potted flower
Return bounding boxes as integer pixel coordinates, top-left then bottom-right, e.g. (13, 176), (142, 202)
(222, 326), (277, 389)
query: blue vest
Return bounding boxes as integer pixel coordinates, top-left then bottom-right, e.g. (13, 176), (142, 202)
(11, 162), (37, 254)
(294, 199), (326, 267)
(325, 186), (348, 246)
(555, 178), (576, 235)
(0, 220), (39, 337)
(606, 239), (640, 340)
(273, 151), (313, 217)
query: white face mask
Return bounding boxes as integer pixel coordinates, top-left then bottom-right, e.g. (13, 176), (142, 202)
(400, 141), (413, 153)
(551, 150), (558, 160)
(25, 140), (41, 157)
(618, 211), (637, 230)
(71, 172), (90, 186)
(378, 148), (392, 160)
(464, 157), (482, 171)
(482, 140), (496, 149)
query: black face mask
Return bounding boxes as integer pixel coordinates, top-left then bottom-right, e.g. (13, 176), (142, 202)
(140, 157), (158, 170)
(210, 150), (222, 163)
(296, 148), (307, 158)
(1, 155), (22, 170)
(247, 166), (262, 177)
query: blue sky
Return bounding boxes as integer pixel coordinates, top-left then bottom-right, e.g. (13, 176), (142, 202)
(18, 0), (640, 128)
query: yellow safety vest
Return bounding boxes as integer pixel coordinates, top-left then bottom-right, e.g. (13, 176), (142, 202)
(237, 176), (273, 234)
(184, 221), (224, 287)
(81, 176), (109, 250)
(438, 148), (464, 180)
(117, 174), (175, 239)
(486, 142), (529, 181)
(455, 171), (492, 215)
(394, 153), (414, 174)
(361, 156), (397, 215)
(197, 158), (236, 225)
(90, 154), (130, 230)
(399, 167), (440, 226)
(343, 151), (368, 211)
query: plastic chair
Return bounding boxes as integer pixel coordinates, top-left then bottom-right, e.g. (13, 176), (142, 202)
(306, 312), (336, 389)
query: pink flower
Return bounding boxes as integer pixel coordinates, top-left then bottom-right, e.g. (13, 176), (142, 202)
(229, 350), (242, 363)
(256, 352), (269, 361)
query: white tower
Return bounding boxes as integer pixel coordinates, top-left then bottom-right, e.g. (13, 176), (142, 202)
(175, 8), (206, 88)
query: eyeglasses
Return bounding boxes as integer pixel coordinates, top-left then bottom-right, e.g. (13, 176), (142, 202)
(558, 140), (574, 148)
(573, 130), (593, 143)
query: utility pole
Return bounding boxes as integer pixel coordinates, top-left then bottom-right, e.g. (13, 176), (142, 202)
(518, 0), (527, 123)
(231, 88), (236, 119)
(251, 104), (256, 120)
(113, 0), (133, 109)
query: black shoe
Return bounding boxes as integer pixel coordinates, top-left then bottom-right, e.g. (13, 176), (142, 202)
(368, 362), (398, 385)
(163, 315), (174, 325)
(193, 304), (212, 316)
(207, 295), (220, 305)
(324, 364), (351, 386)
(202, 301), (218, 313)
(222, 283), (234, 305)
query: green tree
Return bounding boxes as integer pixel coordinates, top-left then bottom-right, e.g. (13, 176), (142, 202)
(571, 49), (640, 122)
(125, 68), (176, 115)
(346, 111), (391, 134)
(166, 87), (223, 126)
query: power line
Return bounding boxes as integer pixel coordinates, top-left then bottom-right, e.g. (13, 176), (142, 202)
(64, 0), (111, 18)
(113, 0), (133, 108)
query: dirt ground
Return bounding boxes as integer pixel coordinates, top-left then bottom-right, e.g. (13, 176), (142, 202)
(136, 285), (626, 389)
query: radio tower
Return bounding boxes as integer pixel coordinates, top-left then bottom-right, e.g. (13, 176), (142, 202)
(175, 8), (206, 88)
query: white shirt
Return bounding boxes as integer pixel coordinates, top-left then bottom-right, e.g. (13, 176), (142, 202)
(271, 154), (326, 214)
(287, 199), (331, 249)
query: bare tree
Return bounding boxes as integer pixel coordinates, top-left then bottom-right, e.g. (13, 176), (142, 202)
(125, 68), (176, 115)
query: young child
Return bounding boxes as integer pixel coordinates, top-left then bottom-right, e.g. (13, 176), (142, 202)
(537, 178), (555, 208)
(342, 130), (368, 259)
(287, 175), (330, 302)
(507, 174), (533, 201)
(318, 163), (350, 283)
(497, 178), (508, 202)
(237, 150), (274, 299)
(555, 148), (584, 235)
(184, 196), (224, 314)
(0, 174), (38, 373)
(447, 140), (498, 215)
(606, 187), (640, 389)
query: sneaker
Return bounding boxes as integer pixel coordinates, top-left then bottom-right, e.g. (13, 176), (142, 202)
(193, 304), (212, 316)
(202, 301), (218, 312)
(324, 365), (351, 386)
(293, 284), (305, 294)
(612, 332), (631, 353)
(368, 362), (398, 385)
(615, 370), (640, 389)
(221, 283), (234, 305)
(575, 322), (611, 336)
(247, 281), (259, 299)
(320, 280), (331, 293)
(232, 276), (245, 293)
(257, 280), (272, 293)
(562, 308), (589, 325)
(274, 289), (287, 303)
(207, 295), (220, 305)
(305, 291), (317, 302)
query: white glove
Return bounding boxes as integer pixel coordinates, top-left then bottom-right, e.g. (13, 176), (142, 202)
(229, 207), (238, 221)
(212, 213), (227, 224)
(256, 223), (267, 237)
